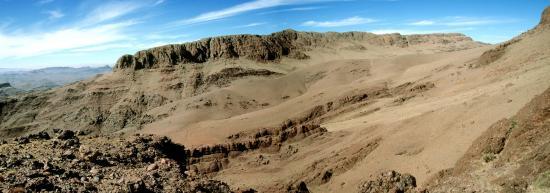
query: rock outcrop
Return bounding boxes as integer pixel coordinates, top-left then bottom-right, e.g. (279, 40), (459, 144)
(114, 30), (479, 71)
(358, 171), (417, 193)
(540, 6), (550, 26)
(187, 123), (327, 175)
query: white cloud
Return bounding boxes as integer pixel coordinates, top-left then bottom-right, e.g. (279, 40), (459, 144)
(44, 10), (65, 20)
(154, 0), (165, 6)
(176, 0), (339, 25)
(0, 21), (137, 58)
(144, 33), (189, 40)
(70, 43), (134, 53)
(234, 22), (267, 28)
(81, 1), (145, 26)
(302, 16), (376, 27)
(370, 27), (474, 35)
(444, 19), (500, 26)
(37, 0), (54, 5)
(409, 20), (434, 26)
(259, 6), (323, 14)
(408, 17), (516, 27)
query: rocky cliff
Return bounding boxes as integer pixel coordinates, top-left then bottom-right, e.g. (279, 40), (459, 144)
(540, 6), (550, 26)
(114, 30), (479, 71)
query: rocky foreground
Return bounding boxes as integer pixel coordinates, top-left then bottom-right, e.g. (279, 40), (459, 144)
(0, 127), (414, 193)
(0, 130), (239, 193)
(0, 123), (328, 192)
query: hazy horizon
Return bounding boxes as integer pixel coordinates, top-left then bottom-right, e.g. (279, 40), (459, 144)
(0, 0), (547, 69)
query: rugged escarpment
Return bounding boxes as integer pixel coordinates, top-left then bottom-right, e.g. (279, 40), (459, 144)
(114, 29), (479, 71)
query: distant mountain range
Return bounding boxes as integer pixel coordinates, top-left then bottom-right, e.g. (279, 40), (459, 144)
(0, 66), (112, 91)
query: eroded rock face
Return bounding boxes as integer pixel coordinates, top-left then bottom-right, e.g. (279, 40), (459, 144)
(114, 30), (479, 71)
(187, 123), (327, 175)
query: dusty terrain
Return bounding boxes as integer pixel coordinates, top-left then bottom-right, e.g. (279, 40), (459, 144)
(0, 6), (549, 193)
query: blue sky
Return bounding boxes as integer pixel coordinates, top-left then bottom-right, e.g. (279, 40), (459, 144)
(0, 0), (547, 69)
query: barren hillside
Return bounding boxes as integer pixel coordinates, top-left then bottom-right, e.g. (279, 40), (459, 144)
(0, 5), (549, 193)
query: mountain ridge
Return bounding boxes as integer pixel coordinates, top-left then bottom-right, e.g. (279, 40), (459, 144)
(115, 29), (479, 71)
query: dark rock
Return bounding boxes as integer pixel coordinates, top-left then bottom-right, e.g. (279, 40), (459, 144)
(27, 178), (56, 192)
(27, 131), (51, 140)
(193, 180), (232, 193)
(127, 180), (151, 193)
(15, 136), (29, 144)
(30, 160), (44, 169)
(57, 130), (76, 140)
(321, 169), (333, 184)
(237, 188), (258, 193)
(62, 150), (76, 159)
(287, 181), (310, 193)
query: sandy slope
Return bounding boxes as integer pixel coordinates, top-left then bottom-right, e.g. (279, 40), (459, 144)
(180, 16), (549, 192)
(206, 42), (549, 192)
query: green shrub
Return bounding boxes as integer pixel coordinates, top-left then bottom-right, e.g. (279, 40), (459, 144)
(482, 153), (496, 163)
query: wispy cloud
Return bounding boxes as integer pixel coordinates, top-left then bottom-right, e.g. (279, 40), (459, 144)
(37, 0), (54, 5)
(154, 0), (165, 6)
(81, 1), (145, 26)
(259, 6), (323, 15)
(302, 16), (376, 27)
(370, 27), (474, 35)
(0, 0), (185, 60)
(234, 22), (267, 28)
(0, 21), (137, 58)
(176, 0), (340, 25)
(44, 10), (65, 20)
(408, 17), (517, 27)
(70, 43), (133, 53)
(144, 33), (189, 40)
(409, 20), (435, 26)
